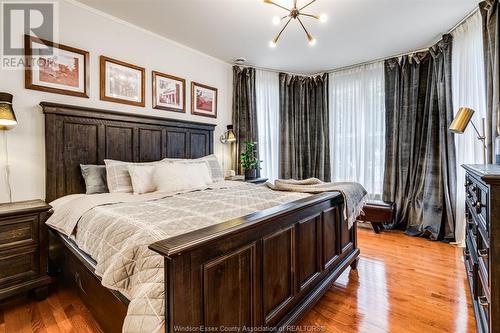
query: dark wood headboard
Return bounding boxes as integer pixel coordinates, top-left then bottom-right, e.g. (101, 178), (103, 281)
(42, 102), (215, 202)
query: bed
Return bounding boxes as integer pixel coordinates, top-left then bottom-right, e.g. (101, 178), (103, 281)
(42, 102), (361, 333)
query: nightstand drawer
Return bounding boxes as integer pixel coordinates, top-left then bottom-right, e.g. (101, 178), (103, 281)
(0, 200), (51, 301)
(0, 214), (38, 250)
(0, 246), (39, 286)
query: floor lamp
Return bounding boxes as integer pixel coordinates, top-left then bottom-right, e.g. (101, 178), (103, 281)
(449, 107), (487, 166)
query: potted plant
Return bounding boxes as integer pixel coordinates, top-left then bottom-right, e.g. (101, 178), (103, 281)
(240, 141), (261, 180)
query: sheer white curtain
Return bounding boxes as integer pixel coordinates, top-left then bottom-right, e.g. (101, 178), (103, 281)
(329, 62), (385, 199)
(452, 11), (487, 246)
(256, 69), (280, 182)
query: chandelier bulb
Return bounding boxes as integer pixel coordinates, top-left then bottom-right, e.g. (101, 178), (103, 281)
(307, 33), (316, 46)
(269, 40), (277, 48)
(272, 16), (281, 25)
(319, 14), (328, 23)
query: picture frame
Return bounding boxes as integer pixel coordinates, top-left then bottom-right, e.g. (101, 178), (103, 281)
(191, 82), (218, 118)
(152, 71), (186, 113)
(24, 35), (89, 98)
(100, 56), (145, 107)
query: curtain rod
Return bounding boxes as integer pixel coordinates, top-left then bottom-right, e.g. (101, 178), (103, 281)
(321, 7), (480, 75)
(236, 7), (480, 77)
(447, 7), (480, 35)
(234, 63), (311, 77)
(323, 46), (430, 74)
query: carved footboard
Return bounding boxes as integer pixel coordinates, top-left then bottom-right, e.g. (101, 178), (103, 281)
(150, 192), (359, 333)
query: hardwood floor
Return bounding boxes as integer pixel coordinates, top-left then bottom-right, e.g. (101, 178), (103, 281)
(0, 228), (475, 333)
(299, 227), (476, 333)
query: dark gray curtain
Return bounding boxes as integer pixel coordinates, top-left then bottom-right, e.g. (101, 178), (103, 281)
(232, 66), (259, 175)
(279, 73), (330, 181)
(480, 0), (500, 162)
(383, 34), (457, 241)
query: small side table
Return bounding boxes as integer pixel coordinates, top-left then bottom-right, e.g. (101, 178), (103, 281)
(245, 178), (268, 184)
(0, 200), (52, 301)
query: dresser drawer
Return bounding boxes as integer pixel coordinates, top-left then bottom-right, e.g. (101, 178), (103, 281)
(466, 175), (489, 234)
(0, 214), (39, 250)
(0, 246), (39, 286)
(477, 276), (490, 333)
(465, 232), (478, 298)
(477, 227), (490, 293)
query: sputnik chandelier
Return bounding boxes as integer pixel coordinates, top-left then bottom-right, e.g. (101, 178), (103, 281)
(263, 0), (327, 47)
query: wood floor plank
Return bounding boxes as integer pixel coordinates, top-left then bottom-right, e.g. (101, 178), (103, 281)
(36, 299), (62, 333)
(29, 301), (46, 333)
(299, 229), (476, 333)
(0, 228), (475, 332)
(0, 307), (5, 333)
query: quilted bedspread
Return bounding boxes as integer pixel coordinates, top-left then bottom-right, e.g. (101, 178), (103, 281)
(46, 181), (310, 333)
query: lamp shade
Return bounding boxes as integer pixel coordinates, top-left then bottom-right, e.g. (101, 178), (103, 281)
(226, 125), (236, 143)
(0, 93), (17, 128)
(449, 107), (475, 134)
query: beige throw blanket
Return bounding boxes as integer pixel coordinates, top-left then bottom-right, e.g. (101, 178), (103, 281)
(266, 178), (367, 228)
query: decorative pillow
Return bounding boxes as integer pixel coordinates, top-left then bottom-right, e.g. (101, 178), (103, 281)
(105, 159), (161, 193)
(127, 164), (156, 195)
(198, 155), (224, 183)
(154, 162), (210, 193)
(80, 164), (108, 194)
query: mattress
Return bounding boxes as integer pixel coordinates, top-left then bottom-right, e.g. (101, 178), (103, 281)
(46, 181), (310, 333)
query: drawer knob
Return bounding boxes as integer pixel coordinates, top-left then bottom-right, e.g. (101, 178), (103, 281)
(478, 296), (489, 307)
(475, 202), (484, 213)
(478, 249), (488, 258)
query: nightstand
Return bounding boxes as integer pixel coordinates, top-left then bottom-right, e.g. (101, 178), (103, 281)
(0, 200), (52, 301)
(245, 178), (268, 184)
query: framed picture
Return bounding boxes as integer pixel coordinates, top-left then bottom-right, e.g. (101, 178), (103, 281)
(152, 71), (185, 113)
(24, 35), (89, 98)
(100, 56), (145, 107)
(191, 82), (217, 118)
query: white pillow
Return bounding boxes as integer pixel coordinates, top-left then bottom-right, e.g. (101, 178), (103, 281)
(154, 162), (210, 193)
(176, 160), (213, 185)
(127, 164), (156, 195)
(105, 159), (162, 193)
(163, 155), (224, 183)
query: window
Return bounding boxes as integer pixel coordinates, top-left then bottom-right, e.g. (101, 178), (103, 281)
(329, 62), (385, 198)
(256, 69), (280, 182)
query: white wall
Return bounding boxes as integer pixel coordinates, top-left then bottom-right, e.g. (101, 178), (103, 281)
(0, 0), (233, 203)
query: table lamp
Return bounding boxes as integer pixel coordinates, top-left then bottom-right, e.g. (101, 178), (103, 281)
(0, 93), (17, 203)
(0, 93), (17, 129)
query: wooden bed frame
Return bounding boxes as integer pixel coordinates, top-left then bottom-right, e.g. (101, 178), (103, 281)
(42, 102), (360, 333)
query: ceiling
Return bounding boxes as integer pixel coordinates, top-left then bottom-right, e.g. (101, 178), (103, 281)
(76, 0), (479, 74)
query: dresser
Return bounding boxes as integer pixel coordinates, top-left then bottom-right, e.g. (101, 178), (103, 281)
(463, 165), (500, 333)
(0, 200), (52, 301)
